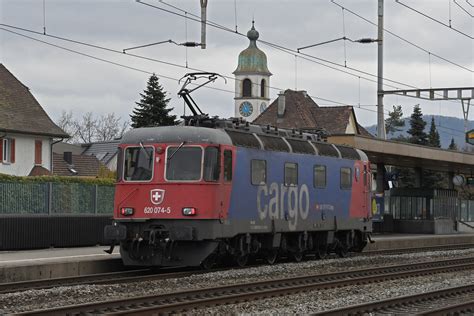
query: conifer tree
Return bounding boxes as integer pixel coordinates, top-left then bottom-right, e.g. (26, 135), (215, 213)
(130, 74), (178, 128)
(407, 104), (428, 145)
(385, 105), (405, 136)
(428, 117), (441, 148)
(448, 138), (458, 150)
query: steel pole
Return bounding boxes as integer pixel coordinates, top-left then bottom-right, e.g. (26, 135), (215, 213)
(200, 0), (208, 49)
(377, 0), (386, 139)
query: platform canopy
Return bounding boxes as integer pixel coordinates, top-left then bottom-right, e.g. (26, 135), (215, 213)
(328, 135), (474, 175)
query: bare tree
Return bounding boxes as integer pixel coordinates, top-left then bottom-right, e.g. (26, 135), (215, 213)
(56, 111), (129, 143)
(95, 113), (130, 141)
(56, 110), (77, 143)
(74, 112), (97, 143)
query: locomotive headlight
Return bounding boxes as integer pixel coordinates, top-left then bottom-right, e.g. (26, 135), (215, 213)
(182, 207), (197, 216)
(120, 207), (134, 216)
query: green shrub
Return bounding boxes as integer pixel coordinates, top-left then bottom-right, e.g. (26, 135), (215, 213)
(0, 173), (115, 185)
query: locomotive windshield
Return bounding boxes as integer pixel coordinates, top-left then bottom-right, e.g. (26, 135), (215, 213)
(123, 146), (154, 181)
(166, 146), (202, 181)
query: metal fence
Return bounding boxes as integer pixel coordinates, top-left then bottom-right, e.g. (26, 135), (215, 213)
(0, 182), (114, 215)
(459, 200), (474, 222)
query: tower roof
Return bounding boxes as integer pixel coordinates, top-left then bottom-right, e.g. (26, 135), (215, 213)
(233, 22), (272, 76)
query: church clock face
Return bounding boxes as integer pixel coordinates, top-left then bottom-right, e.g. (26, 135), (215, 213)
(260, 102), (267, 113)
(239, 101), (253, 117)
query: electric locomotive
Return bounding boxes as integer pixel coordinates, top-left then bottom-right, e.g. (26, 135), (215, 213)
(104, 73), (373, 268)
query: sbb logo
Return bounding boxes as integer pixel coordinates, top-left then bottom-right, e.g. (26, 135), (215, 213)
(150, 189), (165, 205)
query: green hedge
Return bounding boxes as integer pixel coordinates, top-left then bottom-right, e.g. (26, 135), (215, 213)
(0, 174), (115, 186)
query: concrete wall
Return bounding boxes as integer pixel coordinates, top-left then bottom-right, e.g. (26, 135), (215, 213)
(0, 133), (51, 176)
(106, 154), (117, 171)
(393, 219), (456, 234)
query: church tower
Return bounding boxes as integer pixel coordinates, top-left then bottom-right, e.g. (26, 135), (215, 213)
(233, 22), (271, 122)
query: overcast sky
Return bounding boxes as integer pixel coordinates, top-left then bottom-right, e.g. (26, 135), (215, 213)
(0, 0), (472, 139)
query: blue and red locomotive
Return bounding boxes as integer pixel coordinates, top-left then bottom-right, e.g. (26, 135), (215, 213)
(104, 73), (372, 268)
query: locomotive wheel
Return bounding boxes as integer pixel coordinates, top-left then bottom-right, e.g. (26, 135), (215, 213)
(235, 254), (249, 267)
(264, 249), (278, 265)
(291, 251), (303, 263)
(336, 245), (349, 258)
(201, 254), (216, 270)
(315, 246), (327, 259)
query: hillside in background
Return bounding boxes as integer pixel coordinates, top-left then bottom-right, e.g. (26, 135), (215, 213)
(365, 115), (474, 149)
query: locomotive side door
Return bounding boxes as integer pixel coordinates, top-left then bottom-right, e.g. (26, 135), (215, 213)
(363, 163), (370, 216)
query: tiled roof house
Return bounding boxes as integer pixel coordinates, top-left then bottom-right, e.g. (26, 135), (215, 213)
(52, 152), (105, 177)
(81, 140), (120, 171)
(0, 64), (69, 176)
(253, 89), (373, 137)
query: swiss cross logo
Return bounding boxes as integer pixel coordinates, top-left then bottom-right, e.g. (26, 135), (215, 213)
(150, 189), (165, 205)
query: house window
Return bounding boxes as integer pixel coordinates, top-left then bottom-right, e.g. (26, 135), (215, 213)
(260, 79), (265, 97)
(35, 140), (42, 165)
(1, 138), (15, 164)
(242, 79), (252, 97)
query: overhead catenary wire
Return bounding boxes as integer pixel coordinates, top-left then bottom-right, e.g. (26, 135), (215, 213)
(0, 27), (397, 117)
(331, 0), (473, 73)
(395, 0), (474, 39)
(453, 0), (474, 18)
(0, 22), (398, 108)
(1, 26), (382, 111)
(137, 0), (439, 91)
(137, 0), (469, 108)
(3, 3), (460, 118)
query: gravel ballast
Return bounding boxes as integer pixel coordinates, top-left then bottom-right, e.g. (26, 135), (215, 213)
(1, 249), (474, 314)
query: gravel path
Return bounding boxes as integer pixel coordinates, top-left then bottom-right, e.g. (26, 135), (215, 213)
(1, 249), (474, 314)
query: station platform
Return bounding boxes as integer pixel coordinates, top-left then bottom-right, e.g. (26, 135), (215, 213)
(1, 233), (474, 283)
(0, 246), (122, 283)
(365, 232), (474, 251)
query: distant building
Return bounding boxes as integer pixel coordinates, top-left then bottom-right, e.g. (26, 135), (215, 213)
(233, 22), (271, 122)
(53, 140), (119, 175)
(81, 140), (120, 172)
(52, 152), (105, 177)
(253, 89), (373, 137)
(0, 64), (69, 176)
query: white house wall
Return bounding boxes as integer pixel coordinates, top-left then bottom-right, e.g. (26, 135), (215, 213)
(106, 155), (117, 172)
(0, 133), (51, 176)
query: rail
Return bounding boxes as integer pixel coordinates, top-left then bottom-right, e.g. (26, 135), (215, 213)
(17, 256), (474, 315)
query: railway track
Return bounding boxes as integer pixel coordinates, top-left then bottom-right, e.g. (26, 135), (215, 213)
(0, 268), (200, 295)
(18, 256), (474, 315)
(318, 284), (474, 315)
(2, 242), (474, 294)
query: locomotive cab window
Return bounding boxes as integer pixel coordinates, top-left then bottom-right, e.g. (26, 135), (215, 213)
(340, 167), (352, 189)
(166, 146), (202, 181)
(224, 150), (233, 182)
(123, 146), (154, 181)
(314, 165), (326, 188)
(251, 159), (266, 185)
(203, 147), (219, 182)
(284, 162), (298, 186)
